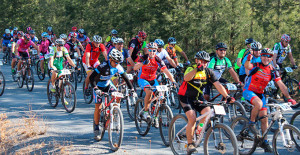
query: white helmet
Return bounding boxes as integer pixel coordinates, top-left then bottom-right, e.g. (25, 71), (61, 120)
(59, 34), (67, 39)
(109, 49), (123, 62)
(93, 35), (102, 43)
(5, 29), (10, 34)
(55, 38), (65, 45)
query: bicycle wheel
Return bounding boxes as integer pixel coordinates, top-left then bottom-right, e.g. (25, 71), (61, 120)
(76, 61), (83, 83)
(169, 114), (188, 155)
(83, 81), (93, 104)
(272, 124), (300, 154)
(134, 99), (150, 136)
(25, 68), (34, 91)
(204, 123), (238, 155)
(12, 65), (17, 82)
(0, 71), (5, 96)
(61, 82), (76, 113)
(284, 79), (299, 101)
(290, 110), (300, 149)
(230, 116), (257, 155)
(169, 90), (180, 111)
(226, 101), (247, 123)
(47, 80), (59, 107)
(126, 92), (137, 121)
(17, 72), (24, 88)
(159, 104), (173, 146)
(108, 106), (124, 151)
(36, 60), (45, 81)
(69, 71), (77, 91)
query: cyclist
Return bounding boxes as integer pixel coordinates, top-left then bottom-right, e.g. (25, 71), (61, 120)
(37, 32), (53, 74)
(11, 27), (18, 38)
(239, 42), (262, 83)
(134, 42), (176, 127)
(49, 39), (77, 93)
(1, 29), (12, 53)
(15, 34), (39, 77)
(272, 34), (297, 70)
(83, 35), (107, 91)
(29, 30), (39, 45)
(106, 36), (117, 53)
(164, 37), (190, 66)
(234, 38), (255, 75)
(89, 49), (134, 141)
(178, 51), (235, 154)
(11, 31), (24, 74)
(47, 27), (56, 43)
(66, 32), (83, 59)
(105, 29), (118, 48)
(59, 34), (70, 50)
(243, 48), (297, 152)
(68, 26), (78, 39)
(77, 29), (90, 48)
(26, 27), (32, 34)
(204, 42), (241, 101)
(154, 39), (177, 69)
(127, 31), (148, 73)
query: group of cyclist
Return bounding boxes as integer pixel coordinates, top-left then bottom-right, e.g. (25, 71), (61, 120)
(1, 26), (298, 154)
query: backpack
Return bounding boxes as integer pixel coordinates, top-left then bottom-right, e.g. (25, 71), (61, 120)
(248, 62), (276, 80)
(210, 54), (228, 70)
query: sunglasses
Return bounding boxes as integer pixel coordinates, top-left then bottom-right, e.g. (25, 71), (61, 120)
(261, 54), (273, 58)
(170, 44), (175, 46)
(218, 49), (227, 51)
(148, 49), (156, 53)
(58, 44), (64, 47)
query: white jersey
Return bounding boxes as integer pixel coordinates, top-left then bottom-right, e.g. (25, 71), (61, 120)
(273, 42), (292, 64)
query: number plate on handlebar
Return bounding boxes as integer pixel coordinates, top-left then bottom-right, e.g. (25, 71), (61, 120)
(156, 85), (168, 92)
(285, 67), (293, 73)
(112, 92), (124, 98)
(213, 105), (226, 115)
(127, 74), (133, 80)
(61, 69), (71, 75)
(226, 83), (237, 91)
(278, 103), (292, 111)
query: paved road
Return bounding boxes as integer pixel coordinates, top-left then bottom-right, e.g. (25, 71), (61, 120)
(0, 54), (299, 154)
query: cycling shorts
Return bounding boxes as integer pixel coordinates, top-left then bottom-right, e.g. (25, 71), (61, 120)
(127, 55), (140, 67)
(93, 81), (117, 104)
(83, 61), (100, 73)
(138, 78), (159, 92)
(179, 95), (207, 113)
(243, 89), (267, 111)
(2, 40), (10, 46)
(18, 52), (30, 59)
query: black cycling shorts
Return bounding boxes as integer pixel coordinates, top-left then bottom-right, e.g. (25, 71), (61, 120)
(179, 95), (208, 113)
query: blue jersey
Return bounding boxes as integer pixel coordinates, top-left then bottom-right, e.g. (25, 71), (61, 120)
(94, 61), (125, 87)
(239, 55), (261, 75)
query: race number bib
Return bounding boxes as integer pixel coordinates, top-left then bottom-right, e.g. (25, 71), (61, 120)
(127, 74), (133, 80)
(213, 105), (226, 115)
(156, 85), (168, 92)
(112, 92), (124, 98)
(61, 69), (71, 75)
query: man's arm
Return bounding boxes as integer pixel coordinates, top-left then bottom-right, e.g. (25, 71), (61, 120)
(166, 55), (177, 68)
(102, 50), (108, 61)
(180, 51), (189, 62)
(133, 62), (143, 70)
(75, 47), (81, 57)
(244, 55), (253, 70)
(237, 58), (242, 67)
(277, 80), (292, 99)
(163, 68), (175, 82)
(213, 81), (230, 98)
(229, 68), (240, 83)
(288, 52), (296, 66)
(128, 48), (135, 66)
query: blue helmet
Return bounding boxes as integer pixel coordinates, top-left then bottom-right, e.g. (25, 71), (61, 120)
(111, 29), (118, 35)
(168, 37), (176, 44)
(154, 39), (164, 47)
(41, 32), (48, 38)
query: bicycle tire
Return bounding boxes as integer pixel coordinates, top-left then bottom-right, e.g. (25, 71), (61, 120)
(61, 81), (76, 113)
(12, 65), (17, 82)
(0, 71), (5, 96)
(76, 61), (83, 83)
(290, 110), (300, 149)
(204, 123), (238, 155)
(108, 106), (124, 151)
(25, 68), (34, 91)
(272, 124), (300, 154)
(83, 81), (93, 104)
(36, 60), (45, 81)
(94, 113), (106, 141)
(169, 90), (180, 112)
(168, 114), (188, 155)
(159, 104), (173, 146)
(126, 93), (137, 121)
(17, 73), (24, 88)
(284, 78), (299, 101)
(47, 80), (59, 107)
(134, 98), (151, 136)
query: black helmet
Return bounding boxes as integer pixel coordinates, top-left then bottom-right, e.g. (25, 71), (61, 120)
(216, 42), (228, 50)
(194, 51), (210, 62)
(245, 38), (255, 45)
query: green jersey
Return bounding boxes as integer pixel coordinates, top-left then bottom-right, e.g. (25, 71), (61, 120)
(49, 47), (69, 69)
(208, 56), (232, 80)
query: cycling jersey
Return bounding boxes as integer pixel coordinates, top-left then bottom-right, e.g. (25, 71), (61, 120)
(77, 35), (90, 47)
(47, 32), (56, 42)
(49, 46), (69, 72)
(234, 48), (251, 71)
(138, 55), (167, 81)
(66, 40), (82, 54)
(239, 56), (261, 76)
(82, 42), (106, 66)
(207, 56), (232, 80)
(273, 42), (292, 64)
(2, 34), (12, 45)
(244, 62), (281, 94)
(38, 39), (52, 53)
(163, 44), (183, 53)
(128, 37), (147, 61)
(17, 39), (35, 53)
(105, 36), (112, 42)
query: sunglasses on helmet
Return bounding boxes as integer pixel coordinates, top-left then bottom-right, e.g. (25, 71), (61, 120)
(261, 54), (273, 58)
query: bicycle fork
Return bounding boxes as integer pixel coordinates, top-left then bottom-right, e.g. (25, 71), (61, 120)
(278, 121), (293, 148)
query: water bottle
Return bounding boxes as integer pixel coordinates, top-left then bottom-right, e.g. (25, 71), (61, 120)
(196, 123), (204, 135)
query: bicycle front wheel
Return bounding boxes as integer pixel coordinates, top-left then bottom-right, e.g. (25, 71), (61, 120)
(284, 79), (299, 101)
(61, 82), (76, 113)
(36, 60), (45, 81)
(272, 124), (300, 154)
(126, 93), (137, 121)
(0, 71), (5, 96)
(25, 68), (34, 91)
(168, 114), (188, 155)
(159, 104), (173, 146)
(47, 80), (59, 107)
(17, 73), (24, 88)
(108, 106), (124, 151)
(83, 81), (93, 104)
(134, 99), (150, 136)
(204, 123), (238, 155)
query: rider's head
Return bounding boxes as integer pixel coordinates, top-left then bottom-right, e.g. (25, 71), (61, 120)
(93, 35), (102, 47)
(47, 26), (52, 33)
(41, 32), (48, 41)
(29, 30), (35, 37)
(281, 34), (290, 47)
(137, 31), (147, 42)
(59, 34), (68, 42)
(109, 49), (123, 67)
(194, 51), (210, 69)
(17, 31), (24, 39)
(13, 27), (18, 33)
(24, 34), (31, 43)
(72, 26), (77, 32)
(168, 37), (176, 47)
(250, 42), (262, 57)
(5, 29), (10, 35)
(115, 38), (124, 51)
(78, 29), (84, 37)
(215, 42), (228, 59)
(261, 48), (274, 66)
(245, 38), (255, 49)
(111, 36), (117, 46)
(55, 38), (65, 49)
(154, 39), (164, 52)
(147, 42), (158, 58)
(70, 32), (77, 41)
(111, 29), (118, 37)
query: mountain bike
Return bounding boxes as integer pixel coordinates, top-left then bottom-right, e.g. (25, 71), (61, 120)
(36, 53), (51, 80)
(47, 69), (76, 113)
(0, 61), (5, 96)
(280, 67), (299, 101)
(83, 80), (93, 104)
(231, 102), (300, 155)
(64, 59), (78, 91)
(134, 85), (174, 146)
(94, 91), (124, 151)
(169, 100), (238, 155)
(290, 110), (300, 149)
(2, 43), (12, 65)
(17, 57), (34, 91)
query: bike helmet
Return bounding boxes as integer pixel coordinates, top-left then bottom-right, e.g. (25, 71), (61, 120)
(29, 30), (35, 34)
(138, 31), (147, 38)
(281, 34), (291, 42)
(111, 29), (118, 35)
(250, 42), (261, 51)
(168, 37), (176, 44)
(194, 51), (210, 62)
(216, 42), (228, 50)
(78, 29), (84, 34)
(55, 38), (65, 45)
(72, 26), (77, 30)
(93, 35), (102, 43)
(17, 31), (24, 37)
(47, 26), (52, 32)
(115, 38), (124, 44)
(13, 27), (18, 31)
(5, 29), (10, 34)
(59, 34), (67, 39)
(70, 32), (77, 37)
(154, 39), (164, 47)
(261, 48), (274, 56)
(109, 49), (123, 62)
(41, 32), (48, 38)
(147, 42), (158, 49)
(27, 27), (32, 32)
(24, 34), (31, 41)
(9, 26), (13, 30)
(245, 38), (255, 45)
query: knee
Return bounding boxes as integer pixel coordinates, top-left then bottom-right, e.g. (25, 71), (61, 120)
(204, 94), (210, 101)
(252, 99), (263, 109)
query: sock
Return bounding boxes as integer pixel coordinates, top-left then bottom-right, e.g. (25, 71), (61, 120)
(264, 140), (268, 143)
(249, 121), (255, 125)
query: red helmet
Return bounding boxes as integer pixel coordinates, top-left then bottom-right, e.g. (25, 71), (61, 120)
(24, 34), (31, 41)
(138, 31), (147, 38)
(72, 26), (77, 30)
(70, 32), (77, 37)
(281, 34), (291, 42)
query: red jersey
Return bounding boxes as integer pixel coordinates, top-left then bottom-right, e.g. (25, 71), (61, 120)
(138, 55), (167, 81)
(82, 42), (106, 66)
